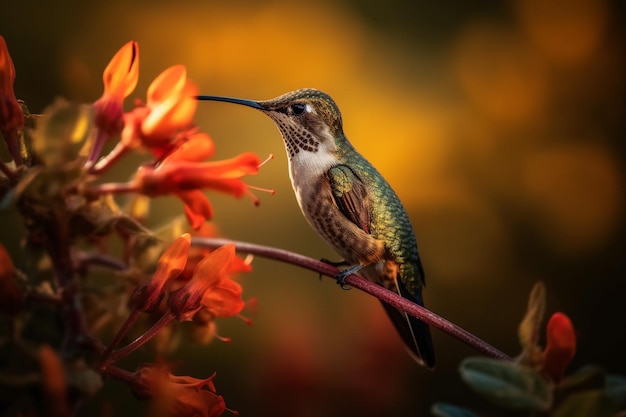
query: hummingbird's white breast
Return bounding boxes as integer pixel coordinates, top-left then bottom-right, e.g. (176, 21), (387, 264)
(285, 125), (338, 211)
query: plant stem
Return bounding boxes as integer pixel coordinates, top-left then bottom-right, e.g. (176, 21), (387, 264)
(89, 141), (129, 175)
(106, 313), (175, 364)
(191, 237), (512, 362)
(101, 363), (136, 384)
(44, 216), (90, 355)
(99, 309), (142, 369)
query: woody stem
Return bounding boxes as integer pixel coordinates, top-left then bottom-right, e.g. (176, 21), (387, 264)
(191, 237), (512, 362)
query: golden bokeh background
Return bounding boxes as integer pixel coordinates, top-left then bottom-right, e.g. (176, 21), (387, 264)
(2, 0), (625, 415)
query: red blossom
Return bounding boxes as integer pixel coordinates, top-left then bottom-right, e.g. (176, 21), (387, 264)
(131, 234), (191, 313)
(541, 312), (576, 383)
(168, 244), (245, 321)
(121, 65), (197, 156)
(178, 224), (252, 283)
(163, 130), (216, 163)
(130, 364), (226, 417)
(93, 41), (139, 137)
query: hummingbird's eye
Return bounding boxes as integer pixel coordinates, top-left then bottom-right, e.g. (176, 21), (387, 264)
(291, 103), (307, 115)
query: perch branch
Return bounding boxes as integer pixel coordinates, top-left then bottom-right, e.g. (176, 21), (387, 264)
(191, 237), (512, 362)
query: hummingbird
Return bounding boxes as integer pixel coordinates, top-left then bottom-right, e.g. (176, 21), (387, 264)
(196, 89), (435, 368)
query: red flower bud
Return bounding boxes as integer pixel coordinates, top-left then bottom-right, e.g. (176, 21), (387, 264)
(542, 312), (576, 382)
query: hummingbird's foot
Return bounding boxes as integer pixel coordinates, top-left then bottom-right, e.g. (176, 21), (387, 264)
(335, 264), (364, 290)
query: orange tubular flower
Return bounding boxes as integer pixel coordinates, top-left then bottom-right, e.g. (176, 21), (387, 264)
(133, 151), (261, 229)
(167, 244), (245, 321)
(131, 364), (226, 417)
(131, 234), (191, 313)
(93, 41), (139, 137)
(122, 65), (197, 156)
(541, 312), (577, 383)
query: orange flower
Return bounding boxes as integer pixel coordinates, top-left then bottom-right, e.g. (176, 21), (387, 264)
(131, 234), (191, 313)
(133, 151), (261, 229)
(0, 36), (23, 133)
(541, 312), (576, 383)
(122, 65), (197, 156)
(93, 41), (139, 137)
(168, 244), (245, 321)
(163, 130), (216, 163)
(130, 364), (226, 417)
(177, 223), (252, 283)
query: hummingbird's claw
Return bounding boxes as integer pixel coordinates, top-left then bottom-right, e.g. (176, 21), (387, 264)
(335, 270), (352, 290)
(335, 264), (364, 290)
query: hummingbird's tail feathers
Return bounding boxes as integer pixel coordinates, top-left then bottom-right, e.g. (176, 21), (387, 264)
(381, 282), (435, 369)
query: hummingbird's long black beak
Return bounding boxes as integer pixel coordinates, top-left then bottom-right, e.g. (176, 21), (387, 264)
(195, 95), (264, 110)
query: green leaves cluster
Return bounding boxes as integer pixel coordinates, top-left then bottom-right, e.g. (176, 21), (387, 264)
(431, 283), (626, 417)
(434, 359), (625, 417)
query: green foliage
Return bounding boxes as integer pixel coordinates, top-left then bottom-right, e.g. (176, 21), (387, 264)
(432, 284), (626, 417)
(459, 357), (551, 412)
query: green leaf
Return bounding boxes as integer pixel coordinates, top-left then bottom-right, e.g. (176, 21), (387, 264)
(459, 357), (552, 412)
(553, 390), (619, 417)
(431, 403), (479, 417)
(557, 366), (606, 398)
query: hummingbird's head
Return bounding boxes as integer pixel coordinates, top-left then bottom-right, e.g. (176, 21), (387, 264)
(196, 89), (346, 160)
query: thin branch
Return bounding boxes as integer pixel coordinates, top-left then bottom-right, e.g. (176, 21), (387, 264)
(191, 237), (512, 362)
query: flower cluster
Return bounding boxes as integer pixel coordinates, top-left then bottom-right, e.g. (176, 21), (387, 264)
(1, 38), (260, 416)
(87, 41), (268, 229)
(128, 234), (250, 332)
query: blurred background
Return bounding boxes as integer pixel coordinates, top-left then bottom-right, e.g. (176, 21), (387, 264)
(1, 0), (625, 415)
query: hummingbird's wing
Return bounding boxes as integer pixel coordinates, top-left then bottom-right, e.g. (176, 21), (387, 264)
(328, 165), (436, 369)
(327, 165), (371, 234)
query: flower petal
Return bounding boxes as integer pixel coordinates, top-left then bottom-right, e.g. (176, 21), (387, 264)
(102, 41), (139, 101)
(142, 65), (197, 140)
(202, 279), (245, 318)
(167, 244), (235, 320)
(164, 131), (216, 163)
(132, 234), (191, 312)
(177, 190), (214, 229)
